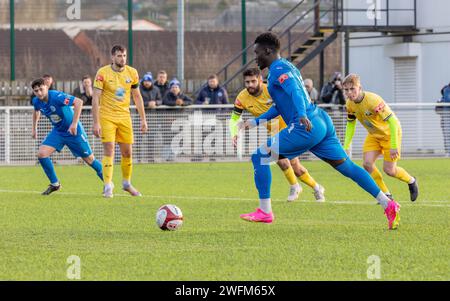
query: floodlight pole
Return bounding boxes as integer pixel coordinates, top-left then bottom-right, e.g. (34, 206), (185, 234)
(177, 0), (185, 81)
(128, 0), (133, 66)
(10, 0), (15, 81)
(242, 0), (247, 66)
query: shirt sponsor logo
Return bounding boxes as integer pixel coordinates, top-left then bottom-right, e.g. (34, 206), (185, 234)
(115, 87), (125, 100)
(374, 102), (385, 113)
(50, 114), (62, 123)
(278, 74), (289, 84)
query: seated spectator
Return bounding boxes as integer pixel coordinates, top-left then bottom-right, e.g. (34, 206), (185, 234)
(304, 78), (319, 103)
(162, 78), (192, 107)
(139, 72), (162, 109)
(30, 74), (55, 105)
(154, 70), (170, 99)
(72, 75), (93, 105)
(195, 74), (229, 104)
(320, 72), (345, 105)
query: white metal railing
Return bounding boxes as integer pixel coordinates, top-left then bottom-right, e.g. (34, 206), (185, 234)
(0, 103), (449, 165)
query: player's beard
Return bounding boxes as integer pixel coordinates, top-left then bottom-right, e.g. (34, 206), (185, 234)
(114, 60), (125, 69)
(247, 85), (261, 96)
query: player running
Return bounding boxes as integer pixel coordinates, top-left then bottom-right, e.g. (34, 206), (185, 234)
(229, 67), (325, 202)
(238, 32), (400, 230)
(342, 74), (419, 202)
(31, 78), (103, 195)
(92, 45), (148, 198)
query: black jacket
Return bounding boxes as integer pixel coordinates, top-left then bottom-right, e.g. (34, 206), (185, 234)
(139, 83), (162, 106)
(320, 82), (345, 105)
(154, 82), (170, 99)
(195, 85), (229, 104)
(163, 92), (193, 106)
(72, 86), (93, 106)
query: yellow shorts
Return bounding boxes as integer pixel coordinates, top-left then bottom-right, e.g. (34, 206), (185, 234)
(100, 117), (134, 144)
(363, 133), (402, 162)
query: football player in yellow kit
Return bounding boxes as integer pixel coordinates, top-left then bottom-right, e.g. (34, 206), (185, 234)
(343, 74), (418, 202)
(92, 45), (148, 198)
(229, 68), (325, 202)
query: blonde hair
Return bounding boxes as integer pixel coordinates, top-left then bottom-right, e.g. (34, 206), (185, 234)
(343, 74), (361, 87)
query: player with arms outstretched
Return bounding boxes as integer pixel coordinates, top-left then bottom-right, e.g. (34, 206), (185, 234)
(238, 32), (400, 230)
(92, 45), (148, 198)
(31, 78), (103, 195)
(342, 74), (418, 202)
(229, 68), (325, 202)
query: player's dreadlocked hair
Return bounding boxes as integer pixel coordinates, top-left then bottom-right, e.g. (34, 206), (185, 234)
(254, 32), (281, 51)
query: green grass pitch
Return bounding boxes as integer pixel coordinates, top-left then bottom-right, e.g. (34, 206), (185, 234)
(0, 159), (449, 280)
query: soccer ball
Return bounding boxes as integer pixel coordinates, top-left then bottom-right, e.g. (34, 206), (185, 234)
(156, 204), (183, 231)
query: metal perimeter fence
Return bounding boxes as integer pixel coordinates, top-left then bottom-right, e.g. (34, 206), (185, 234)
(0, 103), (449, 166)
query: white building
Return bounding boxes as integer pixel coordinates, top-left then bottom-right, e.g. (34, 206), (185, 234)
(345, 0), (450, 103)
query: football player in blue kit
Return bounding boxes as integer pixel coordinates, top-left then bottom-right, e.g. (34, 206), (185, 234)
(31, 78), (103, 195)
(238, 33), (400, 230)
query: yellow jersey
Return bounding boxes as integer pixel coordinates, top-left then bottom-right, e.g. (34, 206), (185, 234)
(93, 64), (139, 120)
(234, 84), (286, 135)
(346, 91), (398, 139)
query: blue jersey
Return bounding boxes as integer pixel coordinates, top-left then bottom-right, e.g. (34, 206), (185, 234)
(266, 58), (314, 124)
(32, 90), (83, 135)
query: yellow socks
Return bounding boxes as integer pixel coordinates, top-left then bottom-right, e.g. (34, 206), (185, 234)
(102, 156), (114, 184)
(299, 171), (318, 189)
(394, 166), (413, 183)
(283, 166), (298, 185)
(121, 156), (133, 182)
(370, 166), (390, 194)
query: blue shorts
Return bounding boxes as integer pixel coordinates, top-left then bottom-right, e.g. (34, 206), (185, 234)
(42, 128), (93, 158)
(265, 107), (348, 161)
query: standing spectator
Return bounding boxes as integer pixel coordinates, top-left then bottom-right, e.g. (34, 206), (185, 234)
(154, 70), (170, 99)
(320, 72), (345, 105)
(304, 78), (319, 103)
(30, 74), (55, 105)
(195, 74), (229, 104)
(139, 72), (162, 109)
(436, 82), (450, 156)
(162, 78), (193, 106)
(73, 75), (94, 105)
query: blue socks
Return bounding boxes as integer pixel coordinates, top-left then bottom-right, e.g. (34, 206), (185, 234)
(251, 148), (272, 199)
(89, 159), (103, 181)
(38, 157), (59, 185)
(335, 158), (381, 198)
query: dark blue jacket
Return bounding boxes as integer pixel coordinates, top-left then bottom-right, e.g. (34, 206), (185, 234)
(195, 85), (229, 105)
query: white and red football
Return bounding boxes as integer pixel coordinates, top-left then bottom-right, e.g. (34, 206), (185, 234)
(156, 204), (184, 231)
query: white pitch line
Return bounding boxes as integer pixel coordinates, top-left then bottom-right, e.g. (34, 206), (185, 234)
(0, 188), (449, 208)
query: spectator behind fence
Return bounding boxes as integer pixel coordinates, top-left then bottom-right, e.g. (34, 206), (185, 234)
(304, 78), (319, 104)
(139, 72), (162, 109)
(30, 74), (55, 105)
(436, 82), (450, 156)
(154, 70), (170, 99)
(73, 75), (93, 106)
(163, 78), (192, 107)
(320, 72), (345, 105)
(195, 74), (229, 105)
